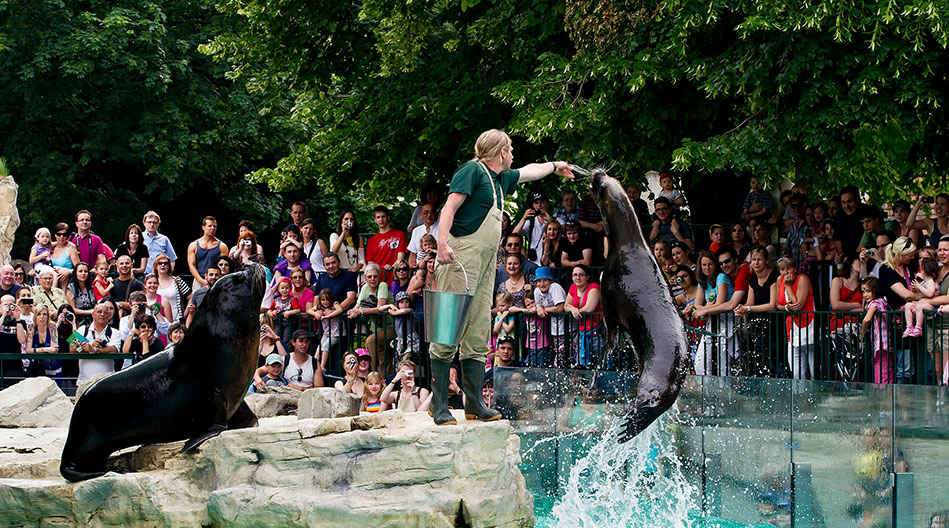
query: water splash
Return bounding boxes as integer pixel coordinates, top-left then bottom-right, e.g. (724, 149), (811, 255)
(545, 410), (699, 528)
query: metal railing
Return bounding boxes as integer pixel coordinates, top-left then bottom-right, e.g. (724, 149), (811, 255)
(0, 353), (134, 397)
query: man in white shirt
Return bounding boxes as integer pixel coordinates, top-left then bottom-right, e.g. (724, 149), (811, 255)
(73, 302), (122, 386)
(407, 202), (439, 269)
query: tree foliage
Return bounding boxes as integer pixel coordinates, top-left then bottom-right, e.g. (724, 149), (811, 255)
(0, 0), (293, 254)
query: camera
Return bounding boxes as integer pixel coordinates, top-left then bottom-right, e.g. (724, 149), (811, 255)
(64, 312), (74, 322)
(345, 221), (353, 229)
(259, 325), (267, 334)
(21, 298), (33, 306)
(404, 370), (414, 378)
(923, 196), (935, 204)
(348, 357), (356, 367)
(242, 239), (252, 247)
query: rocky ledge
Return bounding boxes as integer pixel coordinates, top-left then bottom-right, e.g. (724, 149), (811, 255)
(0, 410), (534, 527)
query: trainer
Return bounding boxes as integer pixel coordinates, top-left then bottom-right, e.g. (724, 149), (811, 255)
(430, 129), (573, 425)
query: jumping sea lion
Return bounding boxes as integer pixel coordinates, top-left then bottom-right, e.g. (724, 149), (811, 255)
(60, 264), (268, 482)
(589, 169), (691, 443)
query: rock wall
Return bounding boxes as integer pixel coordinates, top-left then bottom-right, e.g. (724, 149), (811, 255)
(0, 410), (535, 527)
(0, 176), (19, 265)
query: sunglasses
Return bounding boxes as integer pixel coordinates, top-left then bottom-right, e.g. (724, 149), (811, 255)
(396, 268), (410, 272)
(55, 232), (67, 237)
(14, 272), (24, 277)
(505, 243), (520, 247)
(155, 261), (169, 267)
(293, 368), (303, 382)
(718, 257), (733, 265)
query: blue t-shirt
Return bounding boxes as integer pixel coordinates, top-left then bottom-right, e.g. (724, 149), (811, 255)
(703, 273), (734, 304)
(314, 270), (357, 306)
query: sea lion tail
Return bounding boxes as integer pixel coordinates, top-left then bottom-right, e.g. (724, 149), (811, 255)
(617, 393), (666, 444)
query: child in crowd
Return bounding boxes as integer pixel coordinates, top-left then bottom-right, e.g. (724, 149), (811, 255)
(658, 172), (685, 208)
(29, 227), (53, 274)
(708, 224), (726, 254)
(532, 267), (567, 367)
(417, 234), (437, 267)
(92, 261), (113, 301)
(522, 296), (550, 367)
(387, 291), (419, 362)
(492, 292), (516, 351)
(902, 258), (939, 337)
(251, 353), (288, 392)
(307, 288), (346, 373)
(361, 371), (388, 413)
(860, 277), (893, 383)
(267, 277), (301, 344)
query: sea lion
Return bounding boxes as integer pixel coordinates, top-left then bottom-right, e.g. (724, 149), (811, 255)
(60, 264), (268, 482)
(589, 169), (691, 443)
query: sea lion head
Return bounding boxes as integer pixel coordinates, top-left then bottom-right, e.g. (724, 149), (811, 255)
(589, 168), (637, 236)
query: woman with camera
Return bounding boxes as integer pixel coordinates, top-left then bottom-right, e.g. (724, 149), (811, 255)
(330, 210), (365, 272)
(906, 194), (949, 248)
(233, 230), (267, 268)
(333, 350), (365, 397)
(381, 358), (431, 413)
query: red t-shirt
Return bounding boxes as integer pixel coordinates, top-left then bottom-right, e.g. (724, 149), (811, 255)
(731, 263), (751, 292)
(366, 229), (408, 269)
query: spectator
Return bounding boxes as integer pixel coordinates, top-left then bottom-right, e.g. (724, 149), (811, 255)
(142, 274), (173, 323)
(361, 371), (388, 412)
(730, 221), (751, 261)
(73, 302), (121, 387)
(228, 219), (266, 263)
(407, 203), (439, 269)
(497, 254), (532, 309)
(658, 172), (686, 208)
(565, 264), (602, 367)
(495, 335), (521, 367)
(784, 194), (809, 264)
(673, 266), (703, 358)
(24, 304), (59, 381)
(273, 242), (312, 285)
(232, 230), (267, 270)
(811, 201), (829, 225)
(299, 218), (327, 279)
(907, 193), (949, 248)
(860, 277), (894, 383)
(856, 205), (897, 252)
(829, 256), (863, 322)
(290, 201), (307, 228)
(889, 199), (920, 245)
(928, 236), (949, 383)
(122, 314), (163, 364)
(215, 255), (235, 276)
(532, 266), (566, 367)
(28, 228), (53, 277)
(66, 262), (96, 327)
(670, 241), (695, 270)
(117, 292), (168, 345)
(624, 182), (652, 230)
(281, 330), (324, 390)
(113, 224), (149, 278)
(387, 291), (420, 363)
(496, 211), (514, 269)
(184, 267), (221, 327)
(522, 296), (550, 367)
(31, 266), (67, 311)
(558, 221), (592, 269)
(496, 233), (538, 286)
(734, 247), (779, 374)
(835, 186), (864, 256)
(349, 263), (394, 372)
(389, 258), (413, 299)
(265, 277), (301, 344)
(256, 317), (287, 368)
(70, 210), (112, 268)
(751, 223), (777, 266)
(288, 268), (315, 312)
(827, 196), (841, 220)
(153, 253), (191, 322)
(12, 264), (27, 287)
(649, 197), (693, 249)
(859, 230), (894, 279)
(307, 288), (347, 373)
(0, 265), (21, 298)
(91, 261), (113, 301)
(578, 186), (606, 263)
(334, 351), (366, 397)
(250, 353), (288, 392)
(276, 224), (303, 263)
(186, 216), (228, 289)
(814, 220), (843, 263)
(537, 221), (562, 269)
(16, 289), (34, 333)
(708, 224), (726, 254)
(381, 359), (431, 412)
(406, 182), (444, 233)
(515, 191), (552, 264)
(492, 292), (516, 350)
(902, 257), (939, 338)
(692, 250), (733, 376)
(49, 222), (79, 287)
(0, 296), (26, 388)
(653, 240), (672, 263)
(776, 257), (815, 380)
(366, 206), (408, 277)
(330, 210), (366, 272)
(314, 253), (358, 313)
(110, 255), (144, 321)
(142, 211), (177, 274)
(741, 177), (773, 226)
(553, 189), (580, 226)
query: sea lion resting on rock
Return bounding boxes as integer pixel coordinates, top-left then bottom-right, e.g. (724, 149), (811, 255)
(60, 264), (268, 482)
(589, 169), (691, 443)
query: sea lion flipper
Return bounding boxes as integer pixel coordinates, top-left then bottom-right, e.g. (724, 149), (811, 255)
(227, 400), (259, 430)
(182, 388), (230, 452)
(182, 425), (226, 453)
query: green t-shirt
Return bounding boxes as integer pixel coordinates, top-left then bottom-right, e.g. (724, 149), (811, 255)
(448, 161), (519, 237)
(858, 219), (900, 249)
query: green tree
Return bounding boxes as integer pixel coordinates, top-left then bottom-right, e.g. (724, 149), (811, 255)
(0, 0), (294, 255)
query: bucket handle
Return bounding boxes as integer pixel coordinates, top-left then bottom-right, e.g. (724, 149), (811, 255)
(433, 260), (470, 295)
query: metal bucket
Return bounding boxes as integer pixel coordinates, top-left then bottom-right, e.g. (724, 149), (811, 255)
(423, 262), (473, 346)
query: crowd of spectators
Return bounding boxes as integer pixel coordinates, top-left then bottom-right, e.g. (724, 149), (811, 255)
(3, 174), (948, 403)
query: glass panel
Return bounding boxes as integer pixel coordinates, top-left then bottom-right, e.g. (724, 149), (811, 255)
(894, 383), (949, 527)
(790, 379), (894, 527)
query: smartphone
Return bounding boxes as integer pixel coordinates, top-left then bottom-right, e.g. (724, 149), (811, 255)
(21, 299), (33, 306)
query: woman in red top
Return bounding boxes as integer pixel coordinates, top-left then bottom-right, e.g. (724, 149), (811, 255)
(776, 257), (815, 379)
(565, 264), (601, 367)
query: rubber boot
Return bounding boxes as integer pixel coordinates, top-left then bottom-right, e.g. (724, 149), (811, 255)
(461, 359), (501, 421)
(428, 358), (458, 425)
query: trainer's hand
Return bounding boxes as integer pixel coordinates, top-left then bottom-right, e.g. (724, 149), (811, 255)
(437, 244), (455, 264)
(553, 161), (575, 179)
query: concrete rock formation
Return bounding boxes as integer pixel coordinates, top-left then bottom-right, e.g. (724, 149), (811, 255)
(243, 385), (303, 418)
(0, 410), (534, 527)
(297, 387), (361, 419)
(0, 176), (19, 265)
(0, 377), (73, 428)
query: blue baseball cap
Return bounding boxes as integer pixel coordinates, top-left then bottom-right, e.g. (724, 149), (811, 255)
(533, 267), (553, 282)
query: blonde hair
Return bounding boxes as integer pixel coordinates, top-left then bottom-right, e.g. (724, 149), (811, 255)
(143, 211), (161, 223)
(884, 236), (915, 269)
(362, 371), (385, 406)
(33, 304), (50, 325)
(495, 292), (515, 306)
(472, 129), (511, 162)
